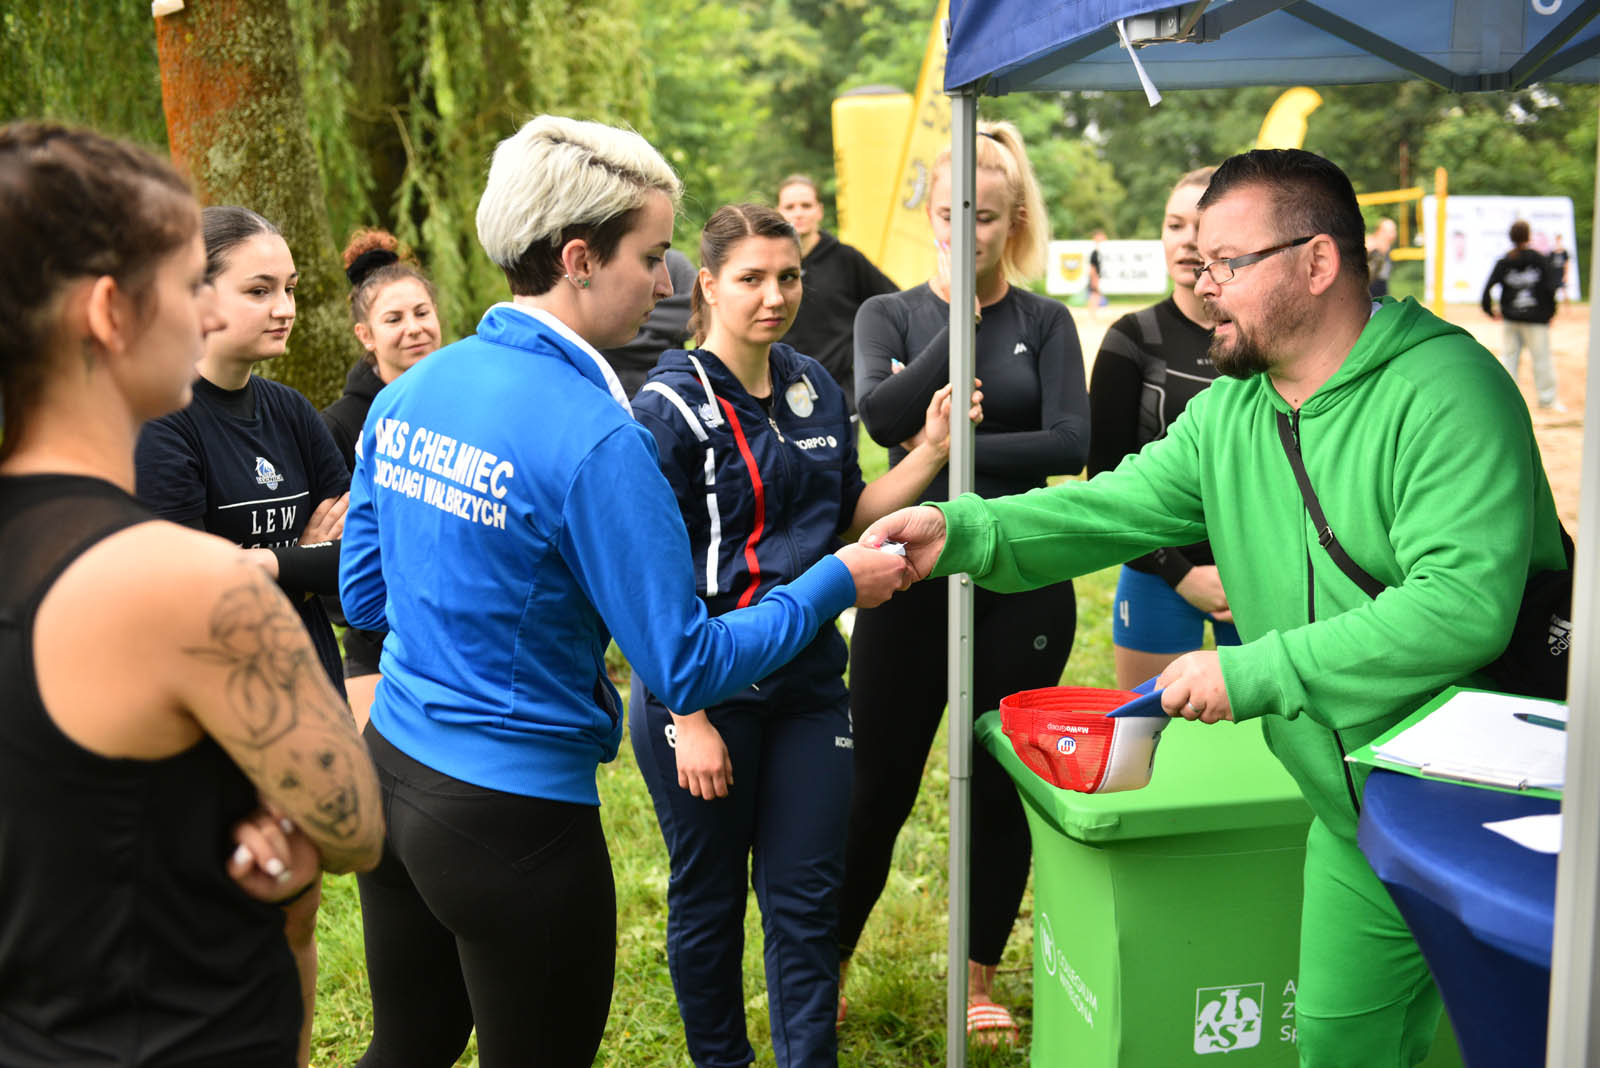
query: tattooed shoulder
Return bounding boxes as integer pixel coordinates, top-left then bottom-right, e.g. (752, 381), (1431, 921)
(185, 567), (368, 844)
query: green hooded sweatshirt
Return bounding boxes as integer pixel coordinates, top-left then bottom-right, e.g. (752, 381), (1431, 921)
(933, 297), (1566, 839)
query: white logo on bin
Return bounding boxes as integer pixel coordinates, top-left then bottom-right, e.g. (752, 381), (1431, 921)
(1056, 735), (1077, 756)
(1038, 911), (1058, 978)
(1195, 984), (1264, 1053)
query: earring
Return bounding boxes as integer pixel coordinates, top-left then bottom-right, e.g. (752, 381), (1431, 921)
(566, 273), (590, 289)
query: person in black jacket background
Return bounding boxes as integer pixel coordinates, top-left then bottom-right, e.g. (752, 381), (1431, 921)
(777, 175), (898, 414)
(1482, 218), (1563, 411)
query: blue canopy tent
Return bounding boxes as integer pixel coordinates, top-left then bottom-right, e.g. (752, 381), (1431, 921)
(932, 4), (1600, 1066)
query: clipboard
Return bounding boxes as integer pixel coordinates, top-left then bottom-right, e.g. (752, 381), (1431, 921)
(1344, 686), (1566, 799)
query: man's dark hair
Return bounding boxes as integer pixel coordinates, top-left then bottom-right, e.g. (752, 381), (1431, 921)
(1509, 220), (1531, 245)
(1199, 149), (1368, 287)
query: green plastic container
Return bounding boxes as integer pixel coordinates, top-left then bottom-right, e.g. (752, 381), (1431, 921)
(978, 709), (1463, 1067)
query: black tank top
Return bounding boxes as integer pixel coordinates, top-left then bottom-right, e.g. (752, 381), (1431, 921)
(0, 475), (299, 1067)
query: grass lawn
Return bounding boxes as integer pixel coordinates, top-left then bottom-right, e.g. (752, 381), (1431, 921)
(311, 428), (1122, 1067)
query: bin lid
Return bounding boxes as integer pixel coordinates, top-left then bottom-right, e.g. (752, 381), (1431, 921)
(976, 708), (1311, 842)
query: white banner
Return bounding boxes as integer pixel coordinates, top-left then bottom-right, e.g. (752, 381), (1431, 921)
(1047, 239), (1167, 297)
(1421, 195), (1580, 305)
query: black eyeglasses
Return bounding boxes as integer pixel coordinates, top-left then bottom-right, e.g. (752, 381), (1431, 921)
(1198, 236), (1315, 284)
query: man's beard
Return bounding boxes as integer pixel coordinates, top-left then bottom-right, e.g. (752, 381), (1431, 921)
(1208, 322), (1271, 379)
(1205, 288), (1307, 380)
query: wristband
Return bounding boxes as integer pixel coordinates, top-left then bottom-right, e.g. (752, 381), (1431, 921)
(272, 878), (317, 907)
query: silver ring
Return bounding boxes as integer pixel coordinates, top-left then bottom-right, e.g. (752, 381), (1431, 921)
(1186, 702), (1198, 715)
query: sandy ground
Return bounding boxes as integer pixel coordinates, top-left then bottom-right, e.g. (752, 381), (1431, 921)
(1073, 302), (1588, 532)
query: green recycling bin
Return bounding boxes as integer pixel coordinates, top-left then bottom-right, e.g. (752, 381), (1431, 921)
(978, 709), (1463, 1067)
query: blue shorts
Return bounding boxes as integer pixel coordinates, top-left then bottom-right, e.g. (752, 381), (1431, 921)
(1112, 565), (1241, 654)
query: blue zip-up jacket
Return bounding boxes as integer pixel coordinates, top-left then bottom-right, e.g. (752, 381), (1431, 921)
(632, 344), (866, 705)
(339, 305), (857, 805)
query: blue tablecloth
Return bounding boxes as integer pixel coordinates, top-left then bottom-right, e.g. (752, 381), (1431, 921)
(1358, 769), (1558, 1068)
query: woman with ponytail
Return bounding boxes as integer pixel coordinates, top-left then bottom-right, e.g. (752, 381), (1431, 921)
(321, 229), (443, 728)
(628, 203), (980, 1068)
(842, 119), (1090, 1046)
(0, 122), (380, 1068)
(1087, 166), (1241, 689)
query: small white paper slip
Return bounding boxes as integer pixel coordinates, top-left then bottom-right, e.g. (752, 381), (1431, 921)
(1484, 813), (1563, 854)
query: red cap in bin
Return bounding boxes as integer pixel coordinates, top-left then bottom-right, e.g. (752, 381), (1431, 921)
(1000, 686), (1169, 793)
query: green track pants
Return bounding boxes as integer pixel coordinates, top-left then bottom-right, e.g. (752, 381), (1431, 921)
(1294, 817), (1443, 1068)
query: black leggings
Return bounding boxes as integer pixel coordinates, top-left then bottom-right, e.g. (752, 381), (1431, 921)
(839, 577), (1076, 966)
(355, 726), (616, 1068)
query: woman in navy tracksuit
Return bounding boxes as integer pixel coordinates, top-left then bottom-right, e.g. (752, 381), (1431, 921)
(629, 203), (979, 1068)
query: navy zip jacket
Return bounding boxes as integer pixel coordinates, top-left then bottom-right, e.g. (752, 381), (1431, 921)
(632, 343), (866, 706)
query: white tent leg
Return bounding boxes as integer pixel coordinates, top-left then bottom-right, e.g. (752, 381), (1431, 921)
(1547, 93), (1600, 1068)
(946, 87), (978, 1068)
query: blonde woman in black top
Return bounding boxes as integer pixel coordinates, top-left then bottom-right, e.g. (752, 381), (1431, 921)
(842, 119), (1089, 1047)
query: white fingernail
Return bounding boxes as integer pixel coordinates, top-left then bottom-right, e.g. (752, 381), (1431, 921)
(265, 857), (285, 877)
(232, 844), (252, 867)
(279, 818), (295, 834)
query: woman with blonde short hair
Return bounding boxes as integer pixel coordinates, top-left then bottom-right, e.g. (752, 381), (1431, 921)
(339, 116), (910, 1068)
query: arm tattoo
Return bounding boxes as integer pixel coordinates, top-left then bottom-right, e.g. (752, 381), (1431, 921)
(186, 573), (367, 842)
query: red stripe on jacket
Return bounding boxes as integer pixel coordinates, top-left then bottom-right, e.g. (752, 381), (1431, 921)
(717, 397), (766, 607)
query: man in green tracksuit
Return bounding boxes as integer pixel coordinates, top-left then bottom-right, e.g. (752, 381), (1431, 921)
(865, 149), (1566, 1067)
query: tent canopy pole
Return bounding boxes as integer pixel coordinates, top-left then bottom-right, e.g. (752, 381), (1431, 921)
(1546, 91), (1600, 1068)
(945, 87), (978, 1068)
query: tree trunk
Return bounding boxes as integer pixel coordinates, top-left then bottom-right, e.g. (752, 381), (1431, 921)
(155, 0), (353, 406)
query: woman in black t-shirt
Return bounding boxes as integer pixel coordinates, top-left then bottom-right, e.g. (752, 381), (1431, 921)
(1087, 167), (1241, 691)
(136, 206), (351, 1068)
(842, 119), (1089, 1047)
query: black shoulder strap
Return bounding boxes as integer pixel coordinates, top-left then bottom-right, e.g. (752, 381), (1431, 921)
(1274, 411), (1387, 600)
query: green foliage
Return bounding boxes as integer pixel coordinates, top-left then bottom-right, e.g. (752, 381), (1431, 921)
(985, 95), (1126, 240)
(1064, 81), (1597, 277)
(0, 4), (166, 148)
(288, 0), (654, 342)
(1418, 85), (1598, 266)
(3, 3), (1594, 341)
(639, 0), (771, 245)
(1058, 87), (1282, 238)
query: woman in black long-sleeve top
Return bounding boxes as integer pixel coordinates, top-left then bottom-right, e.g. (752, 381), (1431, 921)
(839, 119), (1089, 1046)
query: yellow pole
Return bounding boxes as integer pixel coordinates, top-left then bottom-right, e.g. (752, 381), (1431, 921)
(1431, 167), (1448, 316)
